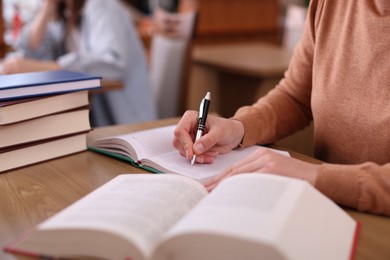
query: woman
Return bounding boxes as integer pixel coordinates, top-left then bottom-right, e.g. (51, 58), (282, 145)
(173, 0), (390, 216)
(2, 0), (156, 126)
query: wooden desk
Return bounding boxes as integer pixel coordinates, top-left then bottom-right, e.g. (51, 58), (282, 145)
(1, 118), (390, 260)
(90, 80), (124, 95)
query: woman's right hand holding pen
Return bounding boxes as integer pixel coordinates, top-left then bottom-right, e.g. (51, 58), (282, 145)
(173, 111), (245, 164)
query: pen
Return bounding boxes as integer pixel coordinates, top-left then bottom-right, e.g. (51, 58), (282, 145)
(191, 92), (211, 165)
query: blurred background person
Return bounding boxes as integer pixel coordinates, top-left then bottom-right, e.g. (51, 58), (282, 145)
(1, 0), (156, 127)
(122, 0), (198, 40)
(121, 0), (198, 119)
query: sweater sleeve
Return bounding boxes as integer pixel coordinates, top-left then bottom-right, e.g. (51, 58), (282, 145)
(231, 0), (322, 147)
(316, 162), (390, 216)
(15, 22), (65, 60)
(57, 0), (131, 79)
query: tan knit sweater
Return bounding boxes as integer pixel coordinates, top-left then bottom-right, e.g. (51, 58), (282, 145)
(233, 0), (390, 216)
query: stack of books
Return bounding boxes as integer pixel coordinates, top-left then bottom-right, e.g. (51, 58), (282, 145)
(0, 70), (101, 172)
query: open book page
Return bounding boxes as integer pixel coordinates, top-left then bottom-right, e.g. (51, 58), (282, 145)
(90, 125), (290, 182)
(145, 146), (284, 182)
(153, 173), (357, 260)
(91, 125), (176, 161)
(10, 174), (207, 260)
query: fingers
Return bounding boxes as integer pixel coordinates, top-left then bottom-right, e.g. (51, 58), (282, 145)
(226, 147), (270, 172)
(1, 59), (17, 74)
(174, 111), (221, 161)
(204, 147), (276, 191)
(173, 110), (199, 160)
(192, 150), (219, 164)
(204, 165), (235, 191)
(193, 129), (218, 154)
(192, 116), (232, 155)
(174, 111), (240, 165)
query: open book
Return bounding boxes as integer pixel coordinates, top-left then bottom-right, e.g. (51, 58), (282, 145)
(4, 173), (359, 260)
(88, 125), (289, 182)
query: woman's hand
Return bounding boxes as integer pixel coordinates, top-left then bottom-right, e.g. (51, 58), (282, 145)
(42, 0), (61, 12)
(204, 147), (320, 191)
(2, 57), (60, 74)
(173, 111), (244, 164)
(27, 0), (61, 50)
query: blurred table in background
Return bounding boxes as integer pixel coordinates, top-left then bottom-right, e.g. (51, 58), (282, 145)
(187, 42), (291, 117)
(195, 0), (280, 44)
(187, 41), (314, 156)
(138, 0), (282, 53)
(92, 80), (124, 94)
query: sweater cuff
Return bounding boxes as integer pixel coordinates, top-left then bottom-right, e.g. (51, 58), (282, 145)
(231, 113), (259, 148)
(315, 163), (361, 209)
(58, 53), (82, 71)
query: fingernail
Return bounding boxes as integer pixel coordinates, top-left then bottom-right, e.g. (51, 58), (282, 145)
(185, 149), (190, 159)
(204, 157), (214, 164)
(194, 143), (204, 153)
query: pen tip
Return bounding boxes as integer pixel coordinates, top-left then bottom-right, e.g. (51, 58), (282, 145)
(205, 92), (211, 99)
(191, 155), (196, 165)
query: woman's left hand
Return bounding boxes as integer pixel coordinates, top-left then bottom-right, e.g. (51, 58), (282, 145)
(204, 147), (320, 191)
(2, 57), (60, 74)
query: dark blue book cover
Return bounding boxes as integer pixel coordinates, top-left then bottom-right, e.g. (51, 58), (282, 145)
(0, 70), (101, 100)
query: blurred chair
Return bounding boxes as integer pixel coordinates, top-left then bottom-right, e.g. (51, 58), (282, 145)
(149, 8), (197, 118)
